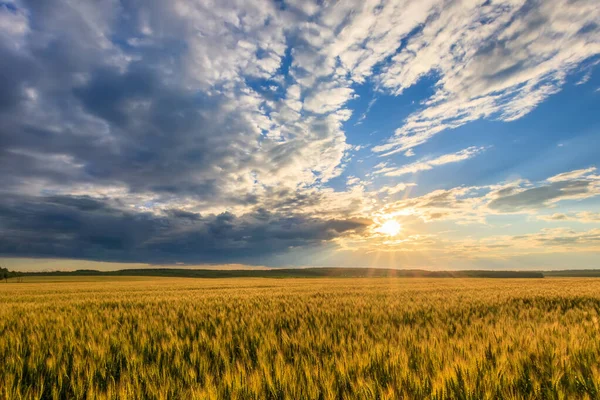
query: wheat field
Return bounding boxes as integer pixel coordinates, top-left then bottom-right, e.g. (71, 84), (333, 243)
(1, 277), (599, 399)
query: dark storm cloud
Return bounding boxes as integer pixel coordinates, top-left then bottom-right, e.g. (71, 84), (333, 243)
(0, 57), (256, 199)
(0, 1), (263, 200)
(0, 195), (369, 263)
(0, 0), (371, 264)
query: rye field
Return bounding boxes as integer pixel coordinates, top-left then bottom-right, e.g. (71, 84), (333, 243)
(1, 277), (600, 399)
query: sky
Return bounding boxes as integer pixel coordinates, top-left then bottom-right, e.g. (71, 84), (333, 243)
(0, 0), (599, 271)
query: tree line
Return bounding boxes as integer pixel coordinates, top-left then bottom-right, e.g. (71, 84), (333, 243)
(0, 266), (23, 282)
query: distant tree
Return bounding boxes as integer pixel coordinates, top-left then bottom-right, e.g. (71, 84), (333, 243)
(0, 266), (8, 283)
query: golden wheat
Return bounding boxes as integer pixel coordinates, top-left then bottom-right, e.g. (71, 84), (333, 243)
(1, 277), (599, 399)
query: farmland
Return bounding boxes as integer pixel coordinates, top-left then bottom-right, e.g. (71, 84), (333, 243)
(1, 277), (600, 399)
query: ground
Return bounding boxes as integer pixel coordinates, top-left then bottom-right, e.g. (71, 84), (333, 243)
(1, 277), (599, 399)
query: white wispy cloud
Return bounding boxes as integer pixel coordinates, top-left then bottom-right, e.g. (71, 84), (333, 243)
(375, 146), (486, 177)
(377, 182), (417, 196)
(372, 0), (600, 155)
(355, 96), (377, 125)
(547, 167), (597, 182)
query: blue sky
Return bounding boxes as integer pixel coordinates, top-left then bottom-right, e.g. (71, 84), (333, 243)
(0, 0), (599, 271)
(341, 65), (600, 194)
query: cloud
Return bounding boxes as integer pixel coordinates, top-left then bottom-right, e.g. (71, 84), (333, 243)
(487, 181), (600, 213)
(381, 186), (487, 224)
(346, 176), (361, 186)
(477, 228), (600, 253)
(373, 0), (600, 155)
(0, 194), (370, 264)
(375, 146), (486, 177)
(0, 0), (378, 263)
(547, 167), (597, 182)
(303, 86), (356, 114)
(0, 3), (29, 41)
(355, 96), (377, 126)
(438, 227), (600, 265)
(380, 167), (600, 223)
(0, 1), (353, 205)
(527, 228), (600, 248)
(537, 212), (600, 223)
(378, 182), (417, 196)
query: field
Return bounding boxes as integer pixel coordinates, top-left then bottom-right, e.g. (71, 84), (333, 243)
(1, 277), (600, 399)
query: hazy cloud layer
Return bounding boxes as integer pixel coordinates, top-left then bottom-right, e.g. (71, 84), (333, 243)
(537, 212), (600, 224)
(381, 168), (600, 223)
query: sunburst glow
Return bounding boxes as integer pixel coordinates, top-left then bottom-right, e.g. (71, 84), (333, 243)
(377, 219), (402, 236)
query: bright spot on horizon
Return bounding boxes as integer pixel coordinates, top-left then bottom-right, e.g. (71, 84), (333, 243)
(377, 220), (402, 236)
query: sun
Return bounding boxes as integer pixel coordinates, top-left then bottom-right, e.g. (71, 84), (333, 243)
(377, 219), (402, 236)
